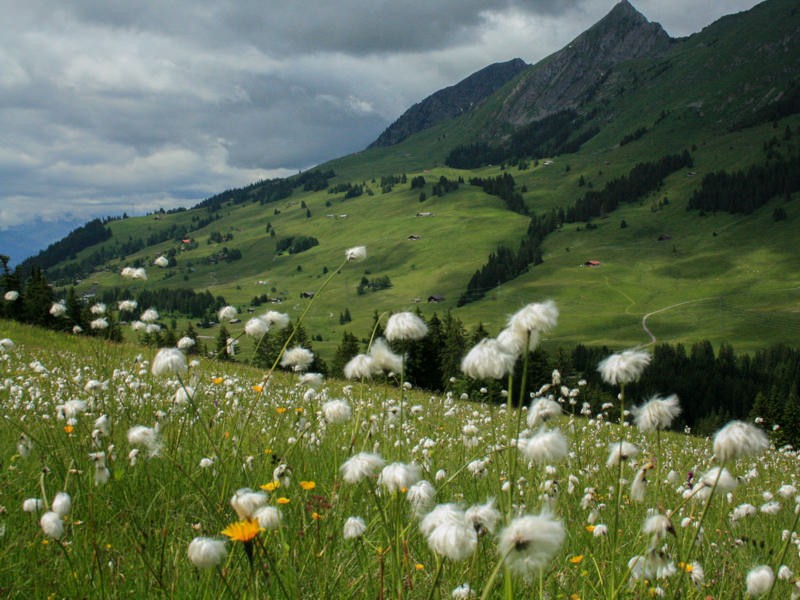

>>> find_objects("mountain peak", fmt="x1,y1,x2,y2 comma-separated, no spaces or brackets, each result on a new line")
368,58,527,148
496,0,671,126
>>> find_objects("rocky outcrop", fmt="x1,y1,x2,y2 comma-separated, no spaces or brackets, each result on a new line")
368,58,527,148
499,0,672,126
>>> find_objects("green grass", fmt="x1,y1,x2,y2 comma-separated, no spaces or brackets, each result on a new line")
2,319,799,599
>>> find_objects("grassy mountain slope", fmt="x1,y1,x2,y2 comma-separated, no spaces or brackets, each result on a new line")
26,0,800,360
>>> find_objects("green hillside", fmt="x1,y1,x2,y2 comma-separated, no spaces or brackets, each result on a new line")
11,0,800,361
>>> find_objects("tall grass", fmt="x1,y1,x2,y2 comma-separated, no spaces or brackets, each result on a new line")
1,317,799,598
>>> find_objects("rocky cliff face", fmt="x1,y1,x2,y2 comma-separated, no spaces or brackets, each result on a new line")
499,0,672,127
368,58,527,148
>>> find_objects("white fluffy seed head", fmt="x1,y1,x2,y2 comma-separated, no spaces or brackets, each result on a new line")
187,537,228,569
385,312,428,342
151,347,188,376
40,511,64,539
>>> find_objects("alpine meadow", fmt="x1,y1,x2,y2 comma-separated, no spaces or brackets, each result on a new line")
3,0,800,598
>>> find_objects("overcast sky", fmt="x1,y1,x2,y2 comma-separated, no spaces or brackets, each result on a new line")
0,0,761,259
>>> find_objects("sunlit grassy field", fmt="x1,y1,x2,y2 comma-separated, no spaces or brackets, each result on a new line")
2,310,799,599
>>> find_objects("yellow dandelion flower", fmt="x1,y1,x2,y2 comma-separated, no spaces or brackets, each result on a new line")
585,525,595,533
264,448,273,455
252,385,263,393
311,512,322,520
261,481,280,492
300,481,316,491
221,518,263,542
415,563,424,571
570,555,584,564
276,407,287,414
212,377,224,384
295,407,304,413
64,425,74,434
276,497,290,505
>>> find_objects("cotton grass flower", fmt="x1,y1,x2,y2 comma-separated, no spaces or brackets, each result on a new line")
632,394,681,432
140,308,159,323
527,397,563,428
340,452,385,484
118,299,138,312
369,337,403,374
188,537,227,568
299,372,324,388
90,317,108,330
280,346,314,372
378,462,421,494
699,466,738,493
407,480,436,517
218,305,238,321
497,512,565,579
343,516,367,539
253,506,282,530
154,256,169,268
127,425,162,457
606,441,640,467
461,338,516,380
419,504,477,561
746,565,774,597
176,336,195,350
520,427,568,465
230,488,268,520
451,583,475,599
90,303,106,315
465,499,501,536
508,300,559,339
597,349,651,386
23,498,43,513
385,312,428,342
261,310,290,331
49,302,66,317
345,246,367,262
642,513,674,543
52,492,72,518
245,317,269,338
322,399,351,424
151,347,187,376
713,420,769,461
4,290,19,301
40,511,64,539
344,354,380,380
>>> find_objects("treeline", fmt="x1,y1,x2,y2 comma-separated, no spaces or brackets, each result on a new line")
19,219,111,273
458,211,559,305
445,109,599,169
328,310,800,444
469,173,528,215
459,153,692,305
275,236,319,255
0,259,122,341
687,152,800,214
197,169,336,212
573,341,800,445
566,151,693,222
99,287,227,320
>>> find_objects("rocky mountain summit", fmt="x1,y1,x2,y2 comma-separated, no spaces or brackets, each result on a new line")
368,58,527,148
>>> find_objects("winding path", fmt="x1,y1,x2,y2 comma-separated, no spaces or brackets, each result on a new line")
640,298,714,346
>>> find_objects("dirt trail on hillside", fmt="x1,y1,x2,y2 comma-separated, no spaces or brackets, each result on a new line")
641,298,714,346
